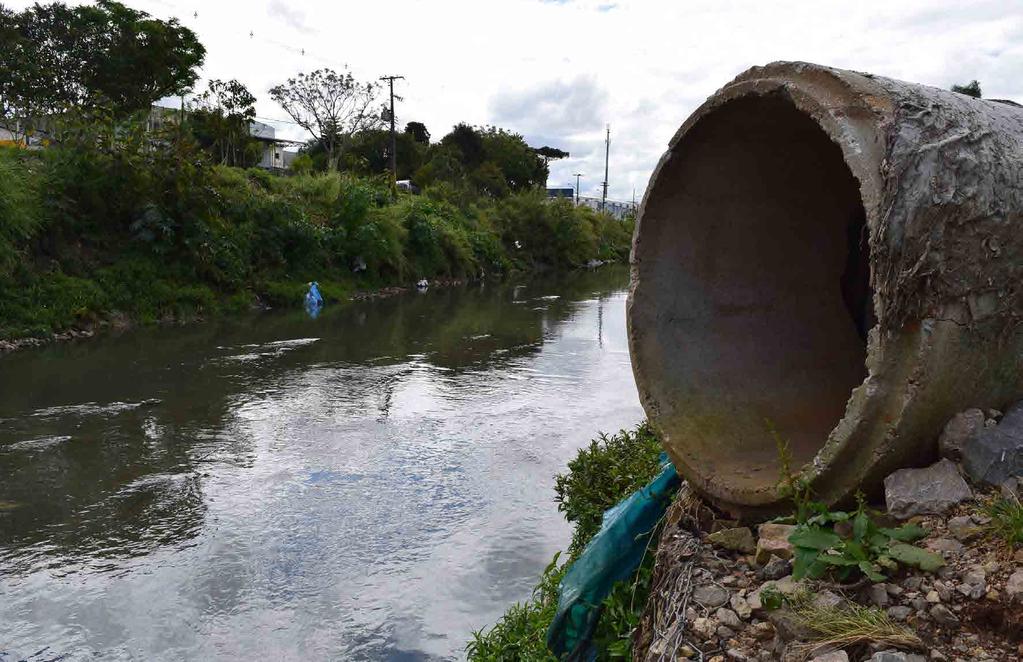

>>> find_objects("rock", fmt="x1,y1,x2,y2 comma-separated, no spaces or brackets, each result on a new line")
925,590,940,603
961,401,1023,486
750,620,774,641
887,605,913,621
693,584,731,608
708,526,756,553
957,567,986,599
938,409,985,460
947,515,983,541
726,649,748,661
884,459,973,518
902,576,924,591
768,608,816,641
1000,477,1020,500
812,590,844,610
930,604,958,627
715,607,744,630
761,555,791,580
811,651,849,662
870,652,927,662
730,593,752,620
693,616,717,640
1015,549,1023,563
926,538,965,555
1006,569,1023,601
867,584,890,608
716,625,736,639
755,523,795,564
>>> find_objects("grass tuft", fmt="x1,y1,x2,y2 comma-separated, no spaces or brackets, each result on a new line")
984,495,1023,548
786,591,923,655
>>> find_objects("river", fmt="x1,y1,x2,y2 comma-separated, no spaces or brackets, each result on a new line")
0,267,643,661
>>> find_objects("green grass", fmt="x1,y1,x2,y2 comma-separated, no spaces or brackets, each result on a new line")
467,424,664,661
984,496,1023,547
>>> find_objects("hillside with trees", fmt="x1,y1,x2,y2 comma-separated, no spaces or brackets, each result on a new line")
0,1,630,342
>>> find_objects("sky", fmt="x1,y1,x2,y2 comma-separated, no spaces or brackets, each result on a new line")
9,0,1023,201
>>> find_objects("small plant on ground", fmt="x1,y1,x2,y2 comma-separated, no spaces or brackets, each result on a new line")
770,422,944,582
788,495,943,582
983,495,1023,548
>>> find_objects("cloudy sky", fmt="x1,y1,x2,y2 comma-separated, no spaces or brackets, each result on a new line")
10,0,1023,200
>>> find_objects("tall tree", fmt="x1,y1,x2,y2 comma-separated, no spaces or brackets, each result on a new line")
189,79,258,166
404,121,430,144
0,0,204,134
535,146,570,166
952,80,982,98
269,67,384,171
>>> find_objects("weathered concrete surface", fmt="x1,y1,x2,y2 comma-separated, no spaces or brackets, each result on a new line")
629,61,1023,517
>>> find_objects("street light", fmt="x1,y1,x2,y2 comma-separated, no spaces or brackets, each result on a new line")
573,173,584,205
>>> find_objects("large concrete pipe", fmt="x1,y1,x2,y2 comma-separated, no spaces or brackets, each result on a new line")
629,61,1023,519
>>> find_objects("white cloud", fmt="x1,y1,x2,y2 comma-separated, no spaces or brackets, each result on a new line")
8,0,1023,200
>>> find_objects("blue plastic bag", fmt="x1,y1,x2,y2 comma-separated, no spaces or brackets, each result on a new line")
305,281,323,318
546,453,679,660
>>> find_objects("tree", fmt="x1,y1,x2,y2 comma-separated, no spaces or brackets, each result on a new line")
269,67,385,171
535,145,570,166
189,79,258,166
440,123,486,168
0,0,204,131
404,121,430,144
952,80,982,98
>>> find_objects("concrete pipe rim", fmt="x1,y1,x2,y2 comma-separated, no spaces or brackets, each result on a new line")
628,67,898,518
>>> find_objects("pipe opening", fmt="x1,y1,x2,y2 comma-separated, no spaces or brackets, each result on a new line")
635,92,870,494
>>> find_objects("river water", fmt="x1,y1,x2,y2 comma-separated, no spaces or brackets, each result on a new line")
0,267,643,661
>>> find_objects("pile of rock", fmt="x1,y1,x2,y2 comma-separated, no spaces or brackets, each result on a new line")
633,403,1023,662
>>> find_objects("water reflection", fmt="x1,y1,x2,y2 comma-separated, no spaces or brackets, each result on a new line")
0,267,642,661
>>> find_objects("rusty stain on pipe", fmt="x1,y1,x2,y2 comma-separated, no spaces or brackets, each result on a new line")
628,61,1023,519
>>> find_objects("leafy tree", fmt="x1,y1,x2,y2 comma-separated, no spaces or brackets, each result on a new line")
404,121,430,144
0,0,204,132
269,67,385,171
479,126,548,191
440,123,486,168
952,80,982,98
341,129,425,180
189,79,259,166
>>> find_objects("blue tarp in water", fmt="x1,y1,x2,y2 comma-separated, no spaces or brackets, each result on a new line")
546,453,680,660
305,282,323,318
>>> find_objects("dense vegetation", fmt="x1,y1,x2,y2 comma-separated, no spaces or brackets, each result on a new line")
466,424,664,661
0,1,631,341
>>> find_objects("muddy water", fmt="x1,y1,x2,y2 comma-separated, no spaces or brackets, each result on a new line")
0,267,642,661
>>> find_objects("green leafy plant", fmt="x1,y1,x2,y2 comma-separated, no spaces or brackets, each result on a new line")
789,495,943,582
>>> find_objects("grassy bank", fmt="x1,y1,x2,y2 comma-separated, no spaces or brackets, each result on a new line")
466,423,665,661
0,137,632,341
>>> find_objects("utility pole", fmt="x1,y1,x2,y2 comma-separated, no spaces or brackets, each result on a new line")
379,75,405,183
573,173,584,205
601,124,610,212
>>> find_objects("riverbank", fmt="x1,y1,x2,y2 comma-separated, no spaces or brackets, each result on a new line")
467,423,666,660
0,139,632,352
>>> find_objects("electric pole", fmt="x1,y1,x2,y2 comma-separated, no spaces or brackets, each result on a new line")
379,75,405,183
573,173,583,205
601,124,610,212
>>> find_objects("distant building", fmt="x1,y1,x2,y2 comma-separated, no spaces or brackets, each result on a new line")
546,187,575,199
577,196,637,221
249,120,293,171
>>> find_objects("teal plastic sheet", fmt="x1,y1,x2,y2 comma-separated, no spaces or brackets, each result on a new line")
546,453,680,660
